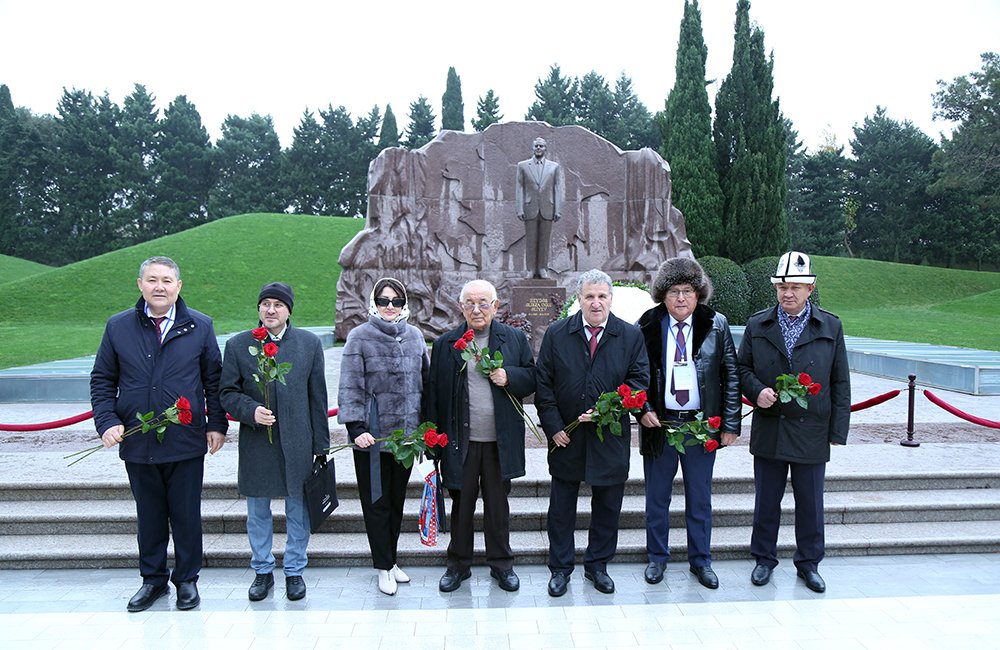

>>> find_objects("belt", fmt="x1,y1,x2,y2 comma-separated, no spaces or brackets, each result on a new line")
662,409,698,420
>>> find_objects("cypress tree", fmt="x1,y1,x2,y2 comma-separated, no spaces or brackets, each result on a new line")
441,66,465,131
378,104,400,148
713,0,788,263
661,0,724,257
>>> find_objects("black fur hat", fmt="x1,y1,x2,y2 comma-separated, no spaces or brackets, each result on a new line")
650,257,713,304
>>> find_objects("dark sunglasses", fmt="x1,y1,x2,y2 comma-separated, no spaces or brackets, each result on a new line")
375,297,406,308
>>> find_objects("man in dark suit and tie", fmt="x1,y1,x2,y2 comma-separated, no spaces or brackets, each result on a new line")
515,137,562,279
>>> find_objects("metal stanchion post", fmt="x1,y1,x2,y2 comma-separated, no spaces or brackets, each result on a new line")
900,373,920,447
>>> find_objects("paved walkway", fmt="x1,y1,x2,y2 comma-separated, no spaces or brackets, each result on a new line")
2,554,999,649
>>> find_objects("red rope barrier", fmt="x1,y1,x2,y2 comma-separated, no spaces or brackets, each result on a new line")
2,407,340,432
851,389,900,412
923,390,1000,429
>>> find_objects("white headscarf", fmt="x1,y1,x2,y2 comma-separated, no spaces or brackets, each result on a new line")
368,277,411,323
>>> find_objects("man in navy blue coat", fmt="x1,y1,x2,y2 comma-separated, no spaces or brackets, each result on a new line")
535,269,649,596
91,256,227,612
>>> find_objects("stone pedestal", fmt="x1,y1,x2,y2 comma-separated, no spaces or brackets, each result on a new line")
511,280,565,357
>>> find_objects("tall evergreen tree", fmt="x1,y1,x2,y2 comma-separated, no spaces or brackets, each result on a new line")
661,0,724,257
441,66,465,131
525,65,578,125
609,73,660,151
154,95,214,235
378,104,400,149
112,84,160,244
713,0,788,263
787,141,851,255
51,89,120,263
576,71,615,139
472,90,503,131
403,96,436,149
282,111,328,215
210,113,285,217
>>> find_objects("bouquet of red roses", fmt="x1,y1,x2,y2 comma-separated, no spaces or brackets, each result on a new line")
776,372,822,409
249,326,292,443
563,384,647,443
453,329,544,443
664,412,722,455
326,421,448,469
65,396,193,466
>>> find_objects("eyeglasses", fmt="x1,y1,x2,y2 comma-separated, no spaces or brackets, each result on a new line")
461,302,493,312
259,300,287,310
666,289,696,298
375,297,406,308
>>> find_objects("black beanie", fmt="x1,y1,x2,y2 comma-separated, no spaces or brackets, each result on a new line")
258,282,294,313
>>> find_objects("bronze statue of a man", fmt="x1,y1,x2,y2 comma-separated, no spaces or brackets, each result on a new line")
516,137,563,279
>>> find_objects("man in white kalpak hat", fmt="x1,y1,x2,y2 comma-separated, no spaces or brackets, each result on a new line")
736,252,851,593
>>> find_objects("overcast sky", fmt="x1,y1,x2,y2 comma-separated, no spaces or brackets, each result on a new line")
2,0,997,154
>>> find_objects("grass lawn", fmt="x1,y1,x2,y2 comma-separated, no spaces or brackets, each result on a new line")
0,213,364,368
0,254,51,285
2,223,999,368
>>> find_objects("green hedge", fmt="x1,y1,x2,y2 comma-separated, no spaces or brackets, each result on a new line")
699,256,750,324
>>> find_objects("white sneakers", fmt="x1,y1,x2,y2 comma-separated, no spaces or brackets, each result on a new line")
390,564,410,583
377,570,396,595
378,565,410,595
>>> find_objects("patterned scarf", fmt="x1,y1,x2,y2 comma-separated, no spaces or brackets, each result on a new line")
777,301,811,362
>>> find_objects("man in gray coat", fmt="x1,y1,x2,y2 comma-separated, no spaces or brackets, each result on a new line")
220,282,330,602
738,252,850,594
515,137,562,279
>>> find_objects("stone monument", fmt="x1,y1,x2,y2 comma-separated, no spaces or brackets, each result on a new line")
335,121,693,342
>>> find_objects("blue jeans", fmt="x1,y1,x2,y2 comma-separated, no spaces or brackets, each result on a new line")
246,495,311,576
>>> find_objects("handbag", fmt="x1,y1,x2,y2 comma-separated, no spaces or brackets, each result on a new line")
303,456,338,533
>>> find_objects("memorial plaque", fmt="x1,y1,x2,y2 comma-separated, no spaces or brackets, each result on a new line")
511,280,565,356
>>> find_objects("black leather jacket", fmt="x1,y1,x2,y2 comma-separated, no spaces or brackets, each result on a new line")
637,303,741,457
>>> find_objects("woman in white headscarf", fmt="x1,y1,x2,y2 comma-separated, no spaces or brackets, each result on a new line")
338,278,428,595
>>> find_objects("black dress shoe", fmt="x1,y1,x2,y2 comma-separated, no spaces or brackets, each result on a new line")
438,568,472,593
248,572,274,601
286,575,306,600
127,583,168,612
489,567,520,592
690,565,719,589
751,564,772,586
175,580,200,610
644,561,666,585
547,572,570,597
797,568,826,593
584,570,615,594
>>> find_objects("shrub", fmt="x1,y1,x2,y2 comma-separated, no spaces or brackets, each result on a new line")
699,256,750,324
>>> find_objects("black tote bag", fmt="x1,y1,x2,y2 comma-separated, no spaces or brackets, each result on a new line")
304,456,338,533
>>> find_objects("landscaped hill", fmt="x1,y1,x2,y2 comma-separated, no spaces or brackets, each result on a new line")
0,213,364,368
0,254,51,285
813,256,1000,351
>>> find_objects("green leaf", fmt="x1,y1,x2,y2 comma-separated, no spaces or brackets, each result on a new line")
249,346,259,356
796,397,809,409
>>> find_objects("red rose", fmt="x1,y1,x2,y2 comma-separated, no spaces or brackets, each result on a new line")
252,327,268,341
634,390,647,408
263,342,279,357
808,383,822,395
175,396,191,411
437,433,449,446
177,409,193,425
424,429,439,447
453,338,468,351
463,329,475,342
798,372,812,386
708,416,722,430
704,439,719,453
617,384,631,399
622,395,635,409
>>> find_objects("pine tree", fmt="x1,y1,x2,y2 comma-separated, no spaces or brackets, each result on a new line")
472,90,503,131
378,104,400,148
441,66,465,131
210,113,284,217
155,95,215,235
403,96,436,149
576,71,614,139
609,73,659,151
713,0,788,263
661,0,724,257
282,111,328,215
525,65,578,125
113,84,160,244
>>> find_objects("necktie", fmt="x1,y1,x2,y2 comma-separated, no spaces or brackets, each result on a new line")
587,326,603,358
152,316,165,346
672,322,689,406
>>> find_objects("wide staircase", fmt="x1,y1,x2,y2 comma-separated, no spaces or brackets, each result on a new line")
2,442,1000,569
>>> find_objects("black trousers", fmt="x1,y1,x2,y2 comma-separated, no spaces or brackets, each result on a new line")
547,476,625,574
751,455,826,571
446,441,513,573
354,450,411,570
125,457,204,586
